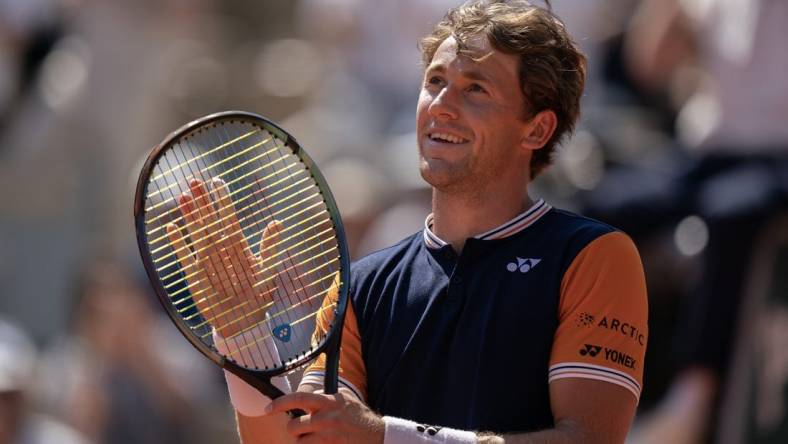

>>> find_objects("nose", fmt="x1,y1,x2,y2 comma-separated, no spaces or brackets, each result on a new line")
428,85,459,120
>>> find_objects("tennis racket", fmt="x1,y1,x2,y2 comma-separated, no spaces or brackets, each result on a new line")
134,111,349,411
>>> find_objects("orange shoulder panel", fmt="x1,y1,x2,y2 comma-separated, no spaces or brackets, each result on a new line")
549,231,648,401
302,276,367,400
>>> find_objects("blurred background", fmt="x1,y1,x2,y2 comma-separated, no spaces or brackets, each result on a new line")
1,0,786,443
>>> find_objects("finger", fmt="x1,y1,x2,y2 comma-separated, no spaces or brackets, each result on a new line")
195,252,232,326
194,200,272,328
179,192,207,252
210,179,257,289
175,194,234,331
180,191,222,298
290,406,355,439
166,223,201,291
165,223,196,272
258,219,284,268
252,220,286,307
165,224,219,323
210,178,244,244
204,258,243,323
265,392,334,417
187,181,238,312
190,178,221,238
209,179,257,289
286,413,316,437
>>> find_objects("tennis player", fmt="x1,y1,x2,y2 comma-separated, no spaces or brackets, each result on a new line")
222,1,648,442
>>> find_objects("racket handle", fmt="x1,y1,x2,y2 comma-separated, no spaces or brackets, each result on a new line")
323,323,344,394
288,408,307,418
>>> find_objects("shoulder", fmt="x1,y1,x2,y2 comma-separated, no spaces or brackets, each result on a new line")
544,208,619,241
538,208,627,268
553,209,646,313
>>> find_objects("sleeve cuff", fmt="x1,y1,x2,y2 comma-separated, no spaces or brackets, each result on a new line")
299,371,364,401
549,362,641,401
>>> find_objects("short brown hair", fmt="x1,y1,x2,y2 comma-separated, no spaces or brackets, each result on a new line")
420,0,586,178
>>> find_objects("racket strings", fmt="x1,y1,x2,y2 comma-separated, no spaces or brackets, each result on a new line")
145,134,273,208
145,141,294,230
158,200,335,317
241,123,340,359
146,132,319,264
151,146,282,364
253,143,314,342
220,299,337,365
186,262,340,369
247,125,326,344
151,183,323,269
145,152,296,240
162,213,331,291
184,271,337,327
145,122,340,367
146,128,261,202
201,278,337,343
169,230,337,316
180,128,312,360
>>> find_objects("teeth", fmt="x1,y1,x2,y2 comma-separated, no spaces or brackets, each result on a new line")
430,132,466,144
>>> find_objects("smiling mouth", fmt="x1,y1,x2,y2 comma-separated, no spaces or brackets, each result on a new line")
428,132,469,144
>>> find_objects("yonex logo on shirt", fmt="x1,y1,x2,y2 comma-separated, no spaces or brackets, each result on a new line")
579,344,602,357
506,257,541,273
578,344,637,369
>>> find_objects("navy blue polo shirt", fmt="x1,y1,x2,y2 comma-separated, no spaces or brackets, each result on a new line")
304,199,648,434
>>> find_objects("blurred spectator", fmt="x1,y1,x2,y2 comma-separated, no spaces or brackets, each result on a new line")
579,0,788,442
0,0,60,134
0,317,89,444
35,259,229,444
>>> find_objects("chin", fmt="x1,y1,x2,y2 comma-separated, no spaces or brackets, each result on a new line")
419,165,448,188
419,165,468,193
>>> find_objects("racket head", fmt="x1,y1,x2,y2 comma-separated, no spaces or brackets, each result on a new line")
134,111,350,381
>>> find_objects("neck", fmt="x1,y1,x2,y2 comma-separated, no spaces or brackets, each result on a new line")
431,185,533,253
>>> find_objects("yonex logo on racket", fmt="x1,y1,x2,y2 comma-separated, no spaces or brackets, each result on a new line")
273,323,292,343
506,257,541,273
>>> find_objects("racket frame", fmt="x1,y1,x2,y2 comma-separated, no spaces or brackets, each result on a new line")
134,111,350,399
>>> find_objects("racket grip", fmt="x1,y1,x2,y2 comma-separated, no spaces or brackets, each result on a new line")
323,324,344,394
288,408,307,418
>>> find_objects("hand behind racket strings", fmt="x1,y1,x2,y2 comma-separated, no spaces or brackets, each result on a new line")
164,177,303,358
164,176,305,340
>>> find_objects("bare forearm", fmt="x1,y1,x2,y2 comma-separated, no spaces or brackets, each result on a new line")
478,420,621,444
236,411,294,444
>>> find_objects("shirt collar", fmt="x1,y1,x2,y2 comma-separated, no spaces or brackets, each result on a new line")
422,199,551,250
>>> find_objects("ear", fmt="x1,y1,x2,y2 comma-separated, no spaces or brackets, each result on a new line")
520,110,558,151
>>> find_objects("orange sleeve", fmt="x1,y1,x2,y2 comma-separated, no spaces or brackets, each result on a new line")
301,277,367,400
549,231,648,401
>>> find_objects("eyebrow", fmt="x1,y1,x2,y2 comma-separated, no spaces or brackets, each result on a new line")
426,64,495,84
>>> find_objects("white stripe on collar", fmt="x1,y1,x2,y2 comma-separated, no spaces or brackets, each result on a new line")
422,199,551,249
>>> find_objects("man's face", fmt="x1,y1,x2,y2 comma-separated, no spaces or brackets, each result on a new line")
417,34,530,195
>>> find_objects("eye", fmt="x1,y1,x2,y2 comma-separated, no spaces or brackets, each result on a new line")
425,75,445,87
467,83,487,94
